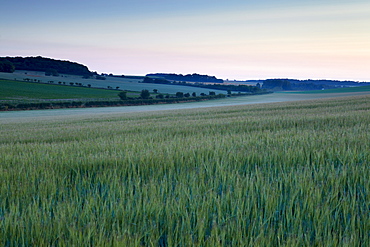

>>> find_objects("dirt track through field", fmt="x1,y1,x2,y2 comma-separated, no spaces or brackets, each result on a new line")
1,91,369,122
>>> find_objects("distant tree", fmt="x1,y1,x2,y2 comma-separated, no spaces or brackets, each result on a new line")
156,94,164,99
118,91,127,100
209,91,216,96
153,89,158,93
192,92,196,97
227,90,231,95
184,93,190,97
0,60,15,73
200,93,206,96
87,84,91,87
176,92,184,98
140,89,150,99
262,79,291,90
116,87,120,90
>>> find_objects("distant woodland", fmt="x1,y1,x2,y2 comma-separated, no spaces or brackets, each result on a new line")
261,79,369,91
146,73,224,83
0,56,91,76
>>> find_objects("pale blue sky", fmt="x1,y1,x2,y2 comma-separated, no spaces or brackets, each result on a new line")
1,0,369,80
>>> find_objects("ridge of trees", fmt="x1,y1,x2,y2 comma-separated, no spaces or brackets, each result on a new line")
0,60,15,73
146,73,224,83
261,79,370,91
0,56,91,76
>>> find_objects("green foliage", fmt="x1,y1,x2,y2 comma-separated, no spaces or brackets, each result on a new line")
118,91,127,100
0,60,15,73
176,92,184,98
146,73,224,83
0,56,91,76
0,96,369,245
263,79,292,90
140,89,150,99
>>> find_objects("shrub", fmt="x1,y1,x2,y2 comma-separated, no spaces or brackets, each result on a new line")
118,91,128,100
140,89,150,99
176,92,184,98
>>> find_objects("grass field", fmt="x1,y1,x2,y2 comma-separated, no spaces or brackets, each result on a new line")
0,79,123,101
0,71,227,95
0,95,369,246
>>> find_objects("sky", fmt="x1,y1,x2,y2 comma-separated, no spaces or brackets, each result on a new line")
1,0,370,81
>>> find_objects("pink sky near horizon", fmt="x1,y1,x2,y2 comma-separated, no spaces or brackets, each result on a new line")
1,0,370,81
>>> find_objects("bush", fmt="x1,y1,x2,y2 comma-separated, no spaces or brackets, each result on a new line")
140,89,150,99
118,91,128,100
176,92,184,98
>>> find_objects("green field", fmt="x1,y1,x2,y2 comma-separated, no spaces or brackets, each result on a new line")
1,95,369,246
0,71,227,95
0,79,124,101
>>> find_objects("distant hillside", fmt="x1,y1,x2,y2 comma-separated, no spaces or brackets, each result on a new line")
146,73,224,83
0,56,91,76
261,78,370,91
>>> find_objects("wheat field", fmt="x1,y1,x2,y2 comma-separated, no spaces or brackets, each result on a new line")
0,95,369,246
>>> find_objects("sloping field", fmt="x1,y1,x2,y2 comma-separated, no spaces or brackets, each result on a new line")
0,71,226,95
0,79,120,100
0,95,369,245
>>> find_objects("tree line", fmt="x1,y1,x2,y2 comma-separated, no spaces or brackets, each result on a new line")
0,56,91,76
0,60,15,73
146,73,224,83
261,79,370,91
